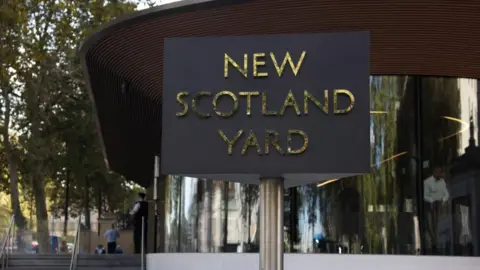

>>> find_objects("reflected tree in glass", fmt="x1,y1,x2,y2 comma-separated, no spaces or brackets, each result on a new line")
240,184,258,245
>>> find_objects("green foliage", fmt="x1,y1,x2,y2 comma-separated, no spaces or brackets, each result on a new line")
0,0,152,245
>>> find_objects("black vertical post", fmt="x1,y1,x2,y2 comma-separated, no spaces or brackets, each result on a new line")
63,169,70,237
414,75,426,255
196,180,203,252
477,79,480,141
222,183,229,250
97,189,102,237
289,187,297,252
153,208,158,253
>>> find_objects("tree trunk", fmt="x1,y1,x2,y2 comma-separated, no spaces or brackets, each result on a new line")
97,188,102,218
29,190,33,230
7,157,26,228
32,173,50,254
96,188,102,237
2,90,27,230
29,110,50,254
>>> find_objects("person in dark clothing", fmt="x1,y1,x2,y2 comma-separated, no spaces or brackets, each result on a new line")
95,244,106,254
115,245,124,254
130,192,148,254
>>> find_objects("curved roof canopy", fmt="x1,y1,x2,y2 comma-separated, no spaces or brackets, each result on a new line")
81,0,480,187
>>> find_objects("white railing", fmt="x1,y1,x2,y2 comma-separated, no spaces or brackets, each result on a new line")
69,218,81,270
1,215,15,270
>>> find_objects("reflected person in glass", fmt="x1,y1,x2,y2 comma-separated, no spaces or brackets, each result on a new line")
423,166,450,253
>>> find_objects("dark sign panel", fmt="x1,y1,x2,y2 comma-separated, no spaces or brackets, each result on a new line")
162,32,370,186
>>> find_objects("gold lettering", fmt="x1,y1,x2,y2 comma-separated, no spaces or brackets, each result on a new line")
265,130,285,155
241,129,262,155
279,90,301,116
213,91,239,118
253,53,268,77
224,53,248,78
192,91,212,118
176,92,189,117
261,92,277,116
287,129,308,155
218,130,244,155
239,91,260,116
333,89,355,114
304,90,328,115
270,51,306,77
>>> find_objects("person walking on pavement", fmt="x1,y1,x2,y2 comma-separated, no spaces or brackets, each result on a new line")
130,192,148,254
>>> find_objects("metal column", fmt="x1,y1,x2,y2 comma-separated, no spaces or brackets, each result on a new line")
259,177,284,270
153,156,160,253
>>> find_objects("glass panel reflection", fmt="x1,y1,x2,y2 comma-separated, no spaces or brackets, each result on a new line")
160,76,480,257
421,77,478,256
163,176,260,252
294,76,417,254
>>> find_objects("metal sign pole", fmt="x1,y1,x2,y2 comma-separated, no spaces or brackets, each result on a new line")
153,156,160,253
259,177,284,270
141,217,145,270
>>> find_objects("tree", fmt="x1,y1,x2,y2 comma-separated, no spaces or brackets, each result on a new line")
1,0,150,253
240,184,258,244
1,0,139,252
0,0,28,232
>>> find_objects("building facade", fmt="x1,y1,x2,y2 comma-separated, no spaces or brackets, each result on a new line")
160,76,480,256
80,0,480,261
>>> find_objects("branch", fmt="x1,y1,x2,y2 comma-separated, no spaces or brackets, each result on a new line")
38,0,56,46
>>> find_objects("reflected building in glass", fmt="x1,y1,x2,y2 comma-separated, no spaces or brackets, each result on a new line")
158,76,480,257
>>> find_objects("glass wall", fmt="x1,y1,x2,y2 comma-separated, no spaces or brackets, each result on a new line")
421,78,478,256
163,176,261,252
294,76,417,254
160,76,480,256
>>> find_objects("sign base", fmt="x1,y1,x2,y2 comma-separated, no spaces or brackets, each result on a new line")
259,177,284,270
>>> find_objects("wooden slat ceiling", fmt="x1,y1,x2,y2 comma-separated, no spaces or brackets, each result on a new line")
80,0,480,187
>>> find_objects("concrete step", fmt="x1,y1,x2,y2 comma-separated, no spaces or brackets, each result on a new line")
6,254,141,269
77,254,141,267
7,254,70,267
78,254,141,260
9,254,71,260
6,265,70,270
8,260,70,267
77,260,140,267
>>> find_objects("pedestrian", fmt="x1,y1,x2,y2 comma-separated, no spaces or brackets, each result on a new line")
103,224,120,254
115,245,124,254
95,244,106,254
130,192,148,254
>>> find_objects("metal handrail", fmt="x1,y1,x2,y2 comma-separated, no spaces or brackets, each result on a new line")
1,215,15,270
69,218,82,270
